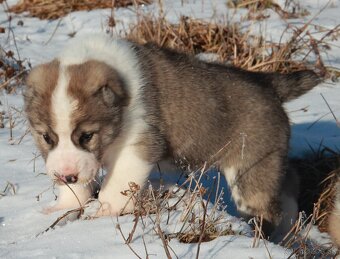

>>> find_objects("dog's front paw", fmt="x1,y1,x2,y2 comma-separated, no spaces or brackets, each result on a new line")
95,192,135,217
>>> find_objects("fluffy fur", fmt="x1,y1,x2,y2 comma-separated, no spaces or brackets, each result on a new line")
25,34,321,240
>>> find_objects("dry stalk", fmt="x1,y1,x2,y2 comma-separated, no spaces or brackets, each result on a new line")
320,93,340,127
195,182,211,259
116,223,143,259
54,173,84,216
7,105,14,141
36,207,84,237
251,215,273,259
149,184,173,259
16,127,30,145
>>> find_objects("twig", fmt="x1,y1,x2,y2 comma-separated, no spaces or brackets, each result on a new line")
116,223,143,259
36,207,83,237
307,111,331,130
195,185,211,259
54,173,84,215
156,223,172,259
0,69,28,90
127,211,140,243
44,18,63,45
320,93,340,127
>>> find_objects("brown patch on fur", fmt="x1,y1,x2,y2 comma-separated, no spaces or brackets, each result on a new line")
24,60,60,159
66,60,129,160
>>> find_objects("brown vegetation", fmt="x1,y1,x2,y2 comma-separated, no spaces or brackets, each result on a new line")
9,0,151,20
126,14,337,77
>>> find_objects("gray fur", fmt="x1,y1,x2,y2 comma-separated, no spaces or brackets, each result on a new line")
133,44,320,239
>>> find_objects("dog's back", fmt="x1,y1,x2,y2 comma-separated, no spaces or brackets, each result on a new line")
137,44,319,167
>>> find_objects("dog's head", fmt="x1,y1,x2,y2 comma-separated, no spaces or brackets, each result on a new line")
24,59,129,185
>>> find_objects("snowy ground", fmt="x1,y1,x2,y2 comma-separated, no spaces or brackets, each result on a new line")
0,0,339,258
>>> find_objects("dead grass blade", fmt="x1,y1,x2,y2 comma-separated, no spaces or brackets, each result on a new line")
116,223,143,259
320,93,340,128
36,207,84,237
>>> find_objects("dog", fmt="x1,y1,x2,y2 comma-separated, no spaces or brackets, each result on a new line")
24,35,321,240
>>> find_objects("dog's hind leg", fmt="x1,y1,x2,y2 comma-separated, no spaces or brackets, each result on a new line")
223,152,298,242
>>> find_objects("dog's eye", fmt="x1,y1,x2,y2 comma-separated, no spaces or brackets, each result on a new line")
42,133,52,145
79,132,94,145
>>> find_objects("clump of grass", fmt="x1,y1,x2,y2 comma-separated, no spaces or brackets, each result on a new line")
0,1,28,94
8,0,151,20
126,13,338,76
293,149,340,233
227,0,310,19
282,147,340,257
283,210,338,258
0,46,27,93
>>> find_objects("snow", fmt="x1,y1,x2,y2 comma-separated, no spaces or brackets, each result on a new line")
1,0,340,258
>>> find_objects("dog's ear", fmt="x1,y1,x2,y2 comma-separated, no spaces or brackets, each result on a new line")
101,84,116,106
100,74,128,107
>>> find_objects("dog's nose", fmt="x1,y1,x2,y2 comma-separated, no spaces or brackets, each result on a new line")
65,175,78,184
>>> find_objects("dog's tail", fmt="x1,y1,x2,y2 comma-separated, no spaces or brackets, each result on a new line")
329,179,340,247
269,70,322,102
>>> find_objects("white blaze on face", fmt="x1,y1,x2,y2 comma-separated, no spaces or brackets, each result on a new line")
46,66,99,184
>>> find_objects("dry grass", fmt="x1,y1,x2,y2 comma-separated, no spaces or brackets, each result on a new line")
9,0,151,20
116,169,250,258
283,210,337,258
39,169,245,258
227,0,310,20
36,153,340,257
126,12,339,77
293,150,340,233
0,45,27,93
0,1,28,94
282,148,340,258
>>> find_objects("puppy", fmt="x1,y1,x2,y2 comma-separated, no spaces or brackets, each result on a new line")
24,35,320,239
